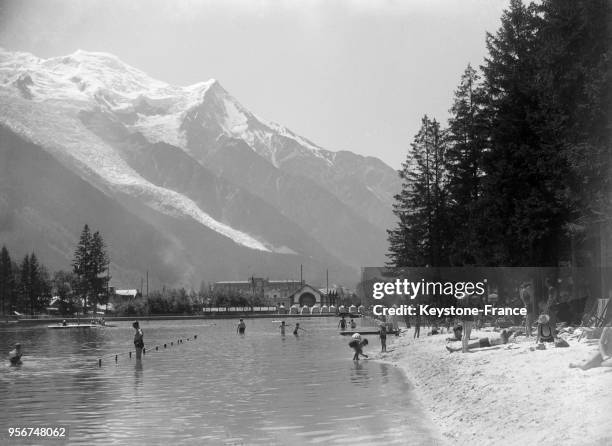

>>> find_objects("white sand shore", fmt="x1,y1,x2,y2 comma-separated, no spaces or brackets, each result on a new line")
375,328,612,446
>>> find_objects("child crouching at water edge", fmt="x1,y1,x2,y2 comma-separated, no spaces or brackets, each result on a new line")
349,335,369,360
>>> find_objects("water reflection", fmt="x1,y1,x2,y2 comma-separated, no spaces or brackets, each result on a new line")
0,319,439,445
134,360,143,390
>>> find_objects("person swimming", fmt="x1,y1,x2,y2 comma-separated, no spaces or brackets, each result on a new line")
9,343,22,365
237,319,246,335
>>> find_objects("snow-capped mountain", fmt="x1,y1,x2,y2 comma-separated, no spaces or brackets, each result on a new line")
0,49,400,287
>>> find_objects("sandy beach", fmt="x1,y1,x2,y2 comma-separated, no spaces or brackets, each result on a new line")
376,327,612,446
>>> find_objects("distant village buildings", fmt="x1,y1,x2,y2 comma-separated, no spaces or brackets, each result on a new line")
213,278,342,307
112,289,140,299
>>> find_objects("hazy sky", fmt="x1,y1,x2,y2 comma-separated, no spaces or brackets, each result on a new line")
0,0,509,168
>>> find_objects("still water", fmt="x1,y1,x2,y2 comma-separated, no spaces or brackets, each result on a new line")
0,318,440,445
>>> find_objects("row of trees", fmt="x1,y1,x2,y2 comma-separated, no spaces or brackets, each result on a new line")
388,0,610,269
113,288,270,316
2,221,317,316
0,247,51,315
0,224,109,316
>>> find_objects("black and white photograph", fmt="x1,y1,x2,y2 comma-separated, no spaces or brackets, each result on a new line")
0,0,610,445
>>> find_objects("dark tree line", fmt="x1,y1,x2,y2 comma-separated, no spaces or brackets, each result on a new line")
0,224,109,316
0,246,51,316
388,0,611,269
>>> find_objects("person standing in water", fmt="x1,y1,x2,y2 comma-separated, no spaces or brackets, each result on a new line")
9,343,22,365
350,318,357,329
279,321,287,336
338,316,347,330
133,322,144,360
293,323,305,336
237,319,246,335
379,323,387,352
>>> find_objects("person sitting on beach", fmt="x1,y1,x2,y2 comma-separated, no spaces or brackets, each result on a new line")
536,314,555,344
237,319,246,335
338,317,347,330
8,343,22,365
570,326,612,370
446,330,513,353
446,325,462,342
348,336,369,360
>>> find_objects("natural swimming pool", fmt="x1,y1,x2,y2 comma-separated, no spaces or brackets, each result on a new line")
0,318,440,445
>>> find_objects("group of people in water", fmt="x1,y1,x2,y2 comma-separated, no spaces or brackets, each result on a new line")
236,319,306,336
236,316,375,360
10,313,610,368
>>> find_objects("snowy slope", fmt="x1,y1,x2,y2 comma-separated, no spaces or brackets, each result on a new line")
0,49,273,252
0,48,399,280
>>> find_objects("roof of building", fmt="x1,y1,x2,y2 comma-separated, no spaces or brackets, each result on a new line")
214,281,251,285
115,289,139,297
287,284,322,299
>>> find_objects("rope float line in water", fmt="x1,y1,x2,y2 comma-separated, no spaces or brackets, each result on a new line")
97,334,198,367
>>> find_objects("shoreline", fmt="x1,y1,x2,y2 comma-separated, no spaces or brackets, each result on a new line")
374,327,612,446
7,313,339,325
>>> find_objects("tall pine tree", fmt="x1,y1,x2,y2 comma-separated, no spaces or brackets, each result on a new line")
388,116,449,266
0,246,14,315
19,254,31,315
90,231,109,308
445,65,488,265
532,0,611,267
72,225,109,313
73,225,92,313
479,0,569,265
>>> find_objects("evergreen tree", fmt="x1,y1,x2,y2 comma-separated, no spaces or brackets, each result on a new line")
445,65,488,264
19,254,31,315
387,116,449,266
90,231,109,308
72,225,109,313
72,224,92,311
479,0,570,265
53,270,79,314
29,253,51,313
0,246,14,315
28,253,40,315
532,0,611,266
